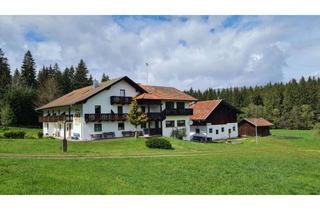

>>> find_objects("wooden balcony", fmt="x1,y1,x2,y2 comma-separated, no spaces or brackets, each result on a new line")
146,112,165,121
110,96,132,105
162,108,193,116
84,113,127,123
39,115,73,123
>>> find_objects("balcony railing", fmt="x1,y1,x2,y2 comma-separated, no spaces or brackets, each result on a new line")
39,115,73,123
84,113,127,123
162,108,193,116
110,96,132,105
146,112,165,121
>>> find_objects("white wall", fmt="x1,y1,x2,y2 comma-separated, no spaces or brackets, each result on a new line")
162,115,191,140
82,80,139,114
42,105,82,139
81,80,141,140
190,122,238,140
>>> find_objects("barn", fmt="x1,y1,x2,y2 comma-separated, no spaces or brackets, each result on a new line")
238,118,273,137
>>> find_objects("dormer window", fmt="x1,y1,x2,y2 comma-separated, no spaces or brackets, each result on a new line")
120,89,125,97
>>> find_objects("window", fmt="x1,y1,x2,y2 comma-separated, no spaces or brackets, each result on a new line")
221,127,225,132
141,122,146,129
233,126,236,131
46,123,49,130
95,105,101,114
209,128,213,133
118,106,123,114
177,102,185,110
165,102,174,110
118,122,125,130
216,130,219,134
140,106,145,113
120,89,125,97
165,120,175,127
196,128,200,134
177,120,186,127
94,124,102,132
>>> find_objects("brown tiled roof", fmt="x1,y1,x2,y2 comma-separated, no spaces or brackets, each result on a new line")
190,100,222,121
244,118,273,127
136,84,197,101
36,76,145,110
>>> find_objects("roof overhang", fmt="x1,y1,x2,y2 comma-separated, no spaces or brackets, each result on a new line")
36,76,146,111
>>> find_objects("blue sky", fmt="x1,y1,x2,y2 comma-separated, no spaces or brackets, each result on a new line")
0,15,319,89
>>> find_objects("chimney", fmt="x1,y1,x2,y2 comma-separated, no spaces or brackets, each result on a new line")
93,79,99,88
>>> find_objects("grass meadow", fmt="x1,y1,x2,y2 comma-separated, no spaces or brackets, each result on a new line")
0,127,319,194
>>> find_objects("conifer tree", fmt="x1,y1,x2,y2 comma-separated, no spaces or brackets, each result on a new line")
20,50,37,88
12,68,21,87
0,48,12,99
73,59,91,89
60,67,75,94
101,73,110,82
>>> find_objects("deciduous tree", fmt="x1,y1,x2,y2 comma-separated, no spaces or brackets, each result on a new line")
128,99,148,138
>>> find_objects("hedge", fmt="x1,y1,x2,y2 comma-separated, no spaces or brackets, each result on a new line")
3,131,26,139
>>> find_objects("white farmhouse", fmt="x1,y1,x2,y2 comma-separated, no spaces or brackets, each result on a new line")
190,100,240,140
37,76,197,140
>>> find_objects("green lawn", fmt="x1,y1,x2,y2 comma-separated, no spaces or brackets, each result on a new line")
0,127,319,194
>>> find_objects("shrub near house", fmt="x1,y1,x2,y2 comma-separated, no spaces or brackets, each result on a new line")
145,138,172,149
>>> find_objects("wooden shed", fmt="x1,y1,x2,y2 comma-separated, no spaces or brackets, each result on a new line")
238,118,273,137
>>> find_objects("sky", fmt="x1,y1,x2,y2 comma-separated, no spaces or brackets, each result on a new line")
0,15,320,90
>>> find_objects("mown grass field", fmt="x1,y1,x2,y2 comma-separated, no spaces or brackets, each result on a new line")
0,127,319,195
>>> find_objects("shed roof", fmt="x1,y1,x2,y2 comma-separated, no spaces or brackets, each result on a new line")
243,118,273,127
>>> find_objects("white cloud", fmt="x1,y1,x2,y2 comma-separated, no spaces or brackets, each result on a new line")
0,16,319,90
33,42,62,61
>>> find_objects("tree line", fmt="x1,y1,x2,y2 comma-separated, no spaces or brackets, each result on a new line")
0,48,109,127
185,77,320,129
1,47,319,130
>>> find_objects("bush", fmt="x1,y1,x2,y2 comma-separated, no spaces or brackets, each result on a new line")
3,131,26,139
38,131,43,139
313,123,320,136
145,138,172,149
